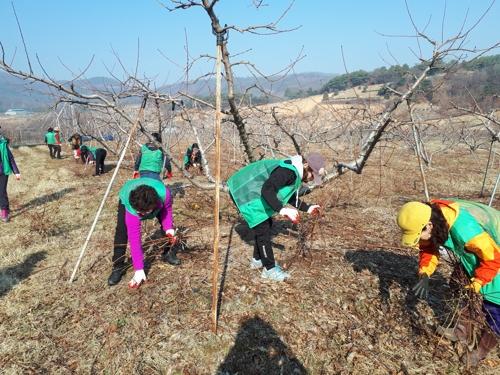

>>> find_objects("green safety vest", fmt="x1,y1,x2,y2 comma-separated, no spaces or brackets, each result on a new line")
119,177,167,220
0,138,13,175
183,146,192,166
45,132,56,145
442,201,500,304
139,145,163,173
227,159,302,228
87,146,98,159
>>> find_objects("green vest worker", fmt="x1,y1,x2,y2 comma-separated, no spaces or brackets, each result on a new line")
133,132,172,180
184,143,203,172
44,127,56,159
227,153,326,282
0,136,21,223
108,177,179,288
397,199,500,366
80,145,107,176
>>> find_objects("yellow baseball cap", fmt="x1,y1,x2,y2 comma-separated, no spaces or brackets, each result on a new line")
396,201,432,247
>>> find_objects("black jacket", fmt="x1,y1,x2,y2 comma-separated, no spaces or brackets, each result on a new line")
261,160,310,212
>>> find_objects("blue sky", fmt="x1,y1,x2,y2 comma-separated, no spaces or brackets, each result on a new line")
0,0,498,84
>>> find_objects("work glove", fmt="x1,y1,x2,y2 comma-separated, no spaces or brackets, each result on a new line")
15,174,21,181
132,171,140,179
307,204,321,216
128,269,146,289
465,278,482,293
412,274,429,299
165,229,178,245
279,207,300,224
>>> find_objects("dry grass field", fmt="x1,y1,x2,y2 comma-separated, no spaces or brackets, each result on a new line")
0,134,499,374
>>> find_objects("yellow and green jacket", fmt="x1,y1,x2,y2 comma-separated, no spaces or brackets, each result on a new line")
418,199,500,304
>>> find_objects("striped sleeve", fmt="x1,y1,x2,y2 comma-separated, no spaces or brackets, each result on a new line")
465,231,500,286
418,243,440,276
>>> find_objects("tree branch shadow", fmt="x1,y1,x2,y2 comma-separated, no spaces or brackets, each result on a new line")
0,251,47,298
11,187,76,218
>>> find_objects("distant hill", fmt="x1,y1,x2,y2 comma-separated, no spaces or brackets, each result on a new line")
0,71,335,112
158,72,335,99
0,72,54,112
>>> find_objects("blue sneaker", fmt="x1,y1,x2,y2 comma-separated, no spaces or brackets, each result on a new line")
250,258,263,269
261,264,290,281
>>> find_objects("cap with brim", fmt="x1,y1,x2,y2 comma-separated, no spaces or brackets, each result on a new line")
305,153,326,186
397,201,432,247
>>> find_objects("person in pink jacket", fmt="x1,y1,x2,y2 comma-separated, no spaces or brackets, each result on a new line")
107,177,180,288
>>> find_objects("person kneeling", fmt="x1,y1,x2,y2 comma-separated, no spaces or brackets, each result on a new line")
108,177,180,288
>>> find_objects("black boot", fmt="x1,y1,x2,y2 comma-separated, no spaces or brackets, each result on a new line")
107,266,125,286
162,248,181,266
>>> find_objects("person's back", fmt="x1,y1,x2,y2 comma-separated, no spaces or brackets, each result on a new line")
45,129,55,145
139,143,163,172
134,132,172,180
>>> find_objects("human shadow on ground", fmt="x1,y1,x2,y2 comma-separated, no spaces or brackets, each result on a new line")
11,187,76,218
103,162,116,174
234,219,298,253
216,316,308,375
344,249,452,330
0,251,47,298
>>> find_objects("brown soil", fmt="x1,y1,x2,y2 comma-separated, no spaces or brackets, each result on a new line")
0,142,498,374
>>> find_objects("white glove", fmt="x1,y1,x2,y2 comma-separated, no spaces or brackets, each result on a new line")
165,229,175,236
279,207,300,223
307,205,321,215
15,174,21,181
128,269,146,288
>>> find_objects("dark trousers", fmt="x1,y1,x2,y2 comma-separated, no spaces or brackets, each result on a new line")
139,170,161,180
54,145,62,159
47,144,56,158
0,174,9,210
253,218,275,270
95,149,107,175
111,202,164,269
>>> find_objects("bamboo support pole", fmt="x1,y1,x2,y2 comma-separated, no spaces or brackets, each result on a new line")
211,33,224,333
69,97,148,283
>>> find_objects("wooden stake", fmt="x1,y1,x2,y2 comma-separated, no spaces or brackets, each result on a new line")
69,97,148,283
211,35,224,333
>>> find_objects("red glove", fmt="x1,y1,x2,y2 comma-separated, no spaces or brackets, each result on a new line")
165,229,177,245
165,172,173,179
307,205,321,216
132,171,140,179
